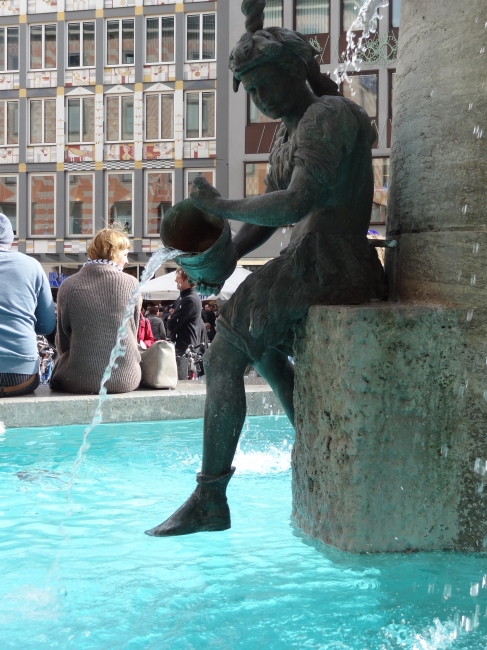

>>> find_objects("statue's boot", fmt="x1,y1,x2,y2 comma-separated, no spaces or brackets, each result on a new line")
145,467,235,537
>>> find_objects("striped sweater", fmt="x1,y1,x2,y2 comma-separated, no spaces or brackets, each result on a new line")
51,263,141,394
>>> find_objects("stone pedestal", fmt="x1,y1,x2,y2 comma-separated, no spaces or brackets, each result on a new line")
292,304,487,553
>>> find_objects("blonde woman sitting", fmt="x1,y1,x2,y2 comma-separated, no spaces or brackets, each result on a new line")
50,228,141,394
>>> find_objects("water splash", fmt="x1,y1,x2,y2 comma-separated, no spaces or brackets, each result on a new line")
65,246,181,506
334,0,389,86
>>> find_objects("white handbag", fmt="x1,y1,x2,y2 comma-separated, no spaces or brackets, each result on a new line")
140,340,178,389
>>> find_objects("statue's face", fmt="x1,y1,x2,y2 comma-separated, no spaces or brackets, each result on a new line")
241,62,298,120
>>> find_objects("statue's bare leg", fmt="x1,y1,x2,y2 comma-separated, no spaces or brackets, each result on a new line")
254,348,294,425
145,336,249,537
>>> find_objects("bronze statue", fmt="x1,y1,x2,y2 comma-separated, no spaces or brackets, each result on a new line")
145,0,385,537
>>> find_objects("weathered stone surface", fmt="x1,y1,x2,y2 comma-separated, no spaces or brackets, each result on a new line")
293,304,487,553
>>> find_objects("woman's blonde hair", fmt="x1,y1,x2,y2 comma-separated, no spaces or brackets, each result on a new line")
87,227,130,261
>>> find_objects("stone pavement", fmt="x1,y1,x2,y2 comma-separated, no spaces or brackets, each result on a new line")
0,379,279,429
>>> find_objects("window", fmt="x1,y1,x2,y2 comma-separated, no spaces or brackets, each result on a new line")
0,27,19,71
185,170,214,198
263,0,283,27
106,95,134,141
342,0,377,31
389,70,396,120
186,13,216,61
68,174,94,236
146,16,175,64
245,163,270,197
391,0,401,28
0,101,18,145
106,20,134,66
295,0,329,34
371,157,389,224
248,96,279,124
342,74,378,119
185,91,215,139
30,174,55,236
30,99,56,144
0,176,17,235
145,93,174,140
67,97,95,143
30,24,56,70
67,22,95,68
107,173,133,234
146,171,173,236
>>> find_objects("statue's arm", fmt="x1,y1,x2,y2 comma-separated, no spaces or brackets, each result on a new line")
190,165,320,228
231,186,278,258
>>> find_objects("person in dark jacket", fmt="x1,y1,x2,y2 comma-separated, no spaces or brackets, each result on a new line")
146,304,166,340
167,268,205,379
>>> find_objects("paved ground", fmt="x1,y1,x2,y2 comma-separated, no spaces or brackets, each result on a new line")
0,379,280,429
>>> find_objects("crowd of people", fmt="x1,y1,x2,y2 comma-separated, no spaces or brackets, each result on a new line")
0,218,219,398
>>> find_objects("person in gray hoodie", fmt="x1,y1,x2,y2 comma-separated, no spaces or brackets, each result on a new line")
0,214,56,397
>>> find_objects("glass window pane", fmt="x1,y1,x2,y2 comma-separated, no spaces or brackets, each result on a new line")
249,99,278,124
343,0,376,31
107,21,119,66
68,23,80,67
68,98,80,142
122,20,134,65
0,102,4,144
186,171,213,198
30,101,42,144
44,100,56,143
391,0,401,28
30,25,42,70
146,172,172,236
82,97,94,142
245,162,270,197
108,173,132,234
83,22,95,67
371,157,389,223
145,95,159,140
342,74,377,117
7,28,19,71
201,92,215,138
295,0,329,34
106,96,119,141
121,95,134,140
390,72,396,119
161,17,174,62
186,93,199,138
30,175,55,236
146,18,159,63
0,29,5,71
186,15,200,61
0,176,17,235
44,25,56,69
7,101,18,145
202,14,215,60
68,174,93,235
264,0,283,28
161,94,174,139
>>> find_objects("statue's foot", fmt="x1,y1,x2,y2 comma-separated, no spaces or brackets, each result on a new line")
145,467,235,537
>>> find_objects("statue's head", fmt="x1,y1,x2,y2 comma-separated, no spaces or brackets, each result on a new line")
229,0,340,98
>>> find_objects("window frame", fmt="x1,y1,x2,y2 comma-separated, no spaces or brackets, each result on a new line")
0,26,19,72
0,99,19,146
243,161,271,198
105,18,135,68
106,171,134,236
66,21,96,69
105,94,134,143
184,90,216,140
66,172,95,238
184,168,215,199
0,174,18,236
29,23,57,71
145,15,176,65
144,170,174,237
29,98,57,145
185,12,217,63
144,92,175,142
66,95,95,145
29,173,56,238
341,70,379,121
370,155,389,225
293,0,330,35
246,93,280,126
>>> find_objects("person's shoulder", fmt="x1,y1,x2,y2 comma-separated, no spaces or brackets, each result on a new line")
7,250,44,274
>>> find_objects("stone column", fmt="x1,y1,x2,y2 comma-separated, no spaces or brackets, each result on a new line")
292,0,487,552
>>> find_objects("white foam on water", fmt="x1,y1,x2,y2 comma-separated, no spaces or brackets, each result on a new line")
234,442,292,475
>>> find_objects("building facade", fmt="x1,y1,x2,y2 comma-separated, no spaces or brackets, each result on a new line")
0,0,399,283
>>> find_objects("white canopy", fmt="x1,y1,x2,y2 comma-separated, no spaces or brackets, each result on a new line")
140,266,252,302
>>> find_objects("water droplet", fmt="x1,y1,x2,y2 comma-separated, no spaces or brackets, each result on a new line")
461,203,468,215
482,574,487,588
478,483,484,494
443,584,452,599
471,583,480,597
467,309,474,321
473,242,479,253
457,272,462,281
471,275,476,286
481,47,485,54
430,90,434,97
441,444,449,457
428,583,435,594
468,102,474,110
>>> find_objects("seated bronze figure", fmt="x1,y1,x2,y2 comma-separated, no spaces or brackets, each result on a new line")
146,0,385,537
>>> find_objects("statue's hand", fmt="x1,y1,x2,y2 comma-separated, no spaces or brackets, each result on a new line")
190,176,222,211
195,280,223,297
